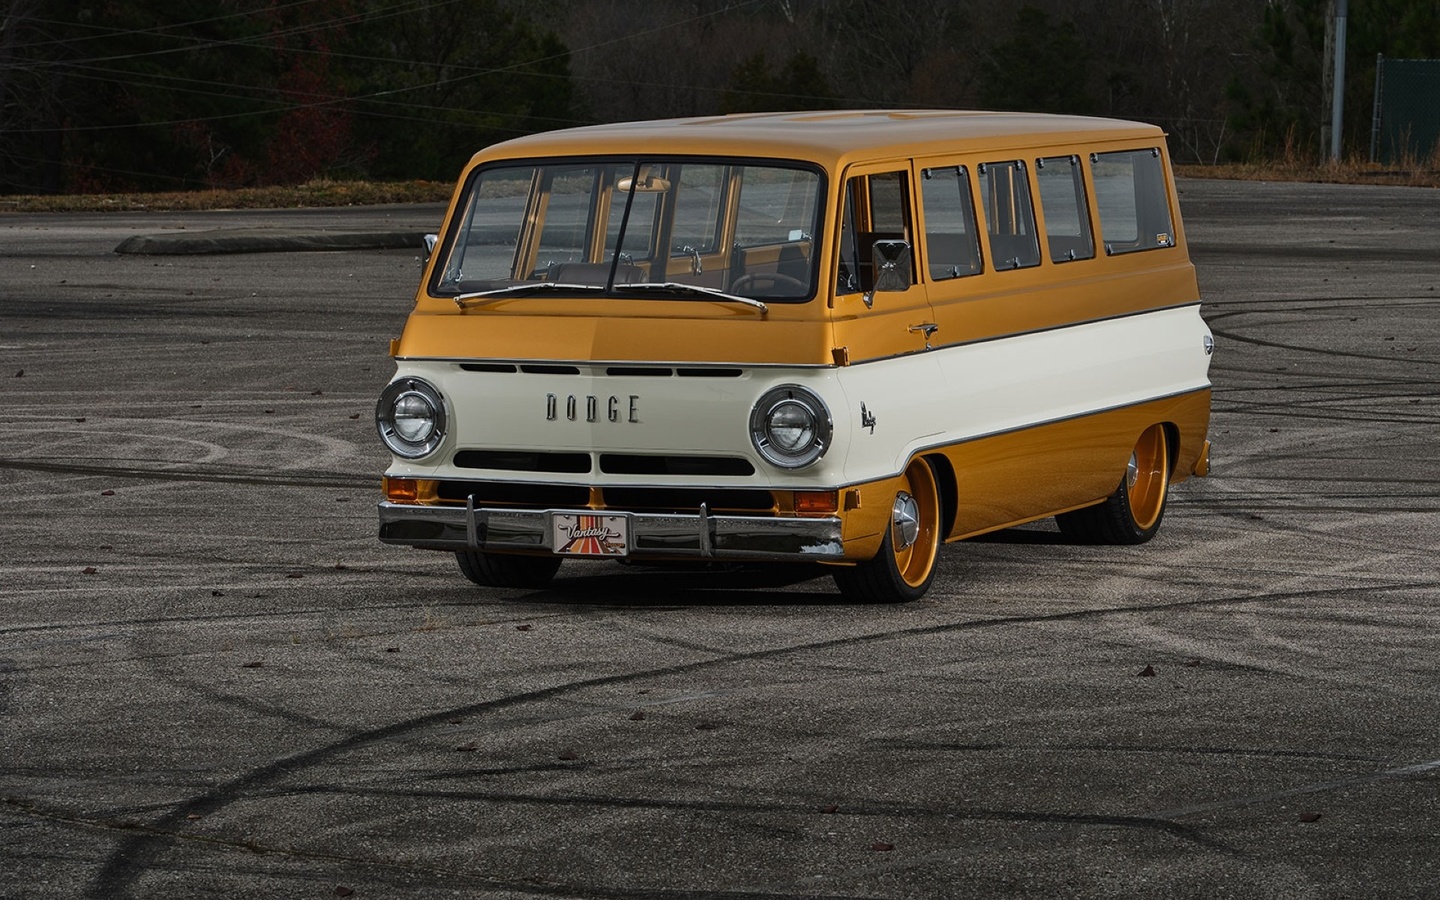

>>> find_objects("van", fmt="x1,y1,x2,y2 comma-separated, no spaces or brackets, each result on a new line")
376,110,1213,602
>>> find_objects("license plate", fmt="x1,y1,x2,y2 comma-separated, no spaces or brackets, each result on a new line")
551,513,629,557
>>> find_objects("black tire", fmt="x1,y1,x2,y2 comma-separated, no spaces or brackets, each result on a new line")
1057,424,1170,545
455,551,562,588
833,458,941,603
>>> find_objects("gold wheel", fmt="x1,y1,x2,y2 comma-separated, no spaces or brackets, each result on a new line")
891,457,941,589
833,456,943,603
1126,424,1170,532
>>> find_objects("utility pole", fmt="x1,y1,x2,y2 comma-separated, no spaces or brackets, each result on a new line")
1329,0,1348,160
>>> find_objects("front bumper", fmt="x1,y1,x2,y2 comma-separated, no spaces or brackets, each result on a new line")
378,500,845,561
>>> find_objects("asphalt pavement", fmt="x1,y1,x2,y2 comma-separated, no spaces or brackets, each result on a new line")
1,180,1438,899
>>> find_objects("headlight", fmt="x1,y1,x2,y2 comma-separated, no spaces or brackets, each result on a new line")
376,377,447,459
749,385,831,469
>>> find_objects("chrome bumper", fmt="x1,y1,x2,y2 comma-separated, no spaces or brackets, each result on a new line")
378,501,845,561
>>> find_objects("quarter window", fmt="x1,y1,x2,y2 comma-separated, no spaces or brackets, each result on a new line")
1091,148,1175,255
1036,155,1095,263
978,160,1041,271
920,166,982,280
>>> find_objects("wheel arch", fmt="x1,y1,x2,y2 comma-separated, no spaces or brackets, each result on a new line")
922,451,959,542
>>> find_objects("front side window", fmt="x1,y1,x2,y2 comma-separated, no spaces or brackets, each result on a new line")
435,159,823,301
919,165,982,280
836,170,914,294
1036,155,1095,263
977,160,1041,271
1091,148,1175,255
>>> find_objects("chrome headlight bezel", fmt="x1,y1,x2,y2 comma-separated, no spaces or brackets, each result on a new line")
376,377,447,459
749,384,832,469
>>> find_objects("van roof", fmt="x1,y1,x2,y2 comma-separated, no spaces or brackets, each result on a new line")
475,110,1168,169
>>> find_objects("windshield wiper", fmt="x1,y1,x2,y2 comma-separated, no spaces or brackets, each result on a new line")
618,282,768,316
454,282,605,310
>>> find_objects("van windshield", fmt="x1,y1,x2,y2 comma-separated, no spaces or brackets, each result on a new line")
433,159,823,303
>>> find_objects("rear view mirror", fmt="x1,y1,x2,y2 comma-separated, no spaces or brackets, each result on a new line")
871,239,911,293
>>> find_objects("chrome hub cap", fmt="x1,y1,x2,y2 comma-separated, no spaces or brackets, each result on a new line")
891,491,920,551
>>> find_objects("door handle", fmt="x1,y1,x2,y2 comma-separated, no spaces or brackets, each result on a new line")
908,322,939,348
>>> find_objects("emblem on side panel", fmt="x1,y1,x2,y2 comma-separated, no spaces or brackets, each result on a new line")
860,402,876,434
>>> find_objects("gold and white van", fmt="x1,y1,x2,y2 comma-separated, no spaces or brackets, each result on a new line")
376,110,1213,602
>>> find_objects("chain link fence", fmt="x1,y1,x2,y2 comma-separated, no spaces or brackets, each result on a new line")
1371,55,1440,165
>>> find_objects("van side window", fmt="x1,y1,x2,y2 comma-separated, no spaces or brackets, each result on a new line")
978,161,1041,271
920,166,982,280
1091,148,1175,255
1036,155,1095,263
837,170,914,294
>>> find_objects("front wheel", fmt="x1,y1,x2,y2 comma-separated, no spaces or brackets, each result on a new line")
834,457,941,603
1057,424,1171,544
455,551,562,588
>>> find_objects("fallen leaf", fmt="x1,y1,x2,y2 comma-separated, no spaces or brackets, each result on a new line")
75,417,86,423
629,711,645,721
348,413,361,420
81,566,97,575
211,591,223,597
1137,665,1156,677
821,804,839,814
695,721,720,731
100,490,115,496
557,749,578,760
456,742,478,752
334,888,354,898
241,661,263,669
515,623,532,631
1298,811,1323,823
871,842,895,852
286,573,304,579
13,370,22,378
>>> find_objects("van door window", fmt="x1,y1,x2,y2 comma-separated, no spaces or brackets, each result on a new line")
919,165,982,280
837,170,914,294
978,160,1041,271
1091,148,1175,254
1036,155,1095,263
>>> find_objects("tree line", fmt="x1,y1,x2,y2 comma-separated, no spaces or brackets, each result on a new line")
2,0,1436,195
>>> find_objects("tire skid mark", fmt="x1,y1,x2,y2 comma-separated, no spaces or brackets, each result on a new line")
1145,757,1440,821
9,797,862,900
87,582,1418,896
0,457,371,489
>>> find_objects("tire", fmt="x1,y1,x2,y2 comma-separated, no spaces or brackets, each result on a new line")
1057,424,1171,544
834,457,941,603
455,551,562,588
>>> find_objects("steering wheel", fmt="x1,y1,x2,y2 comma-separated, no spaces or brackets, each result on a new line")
729,272,806,295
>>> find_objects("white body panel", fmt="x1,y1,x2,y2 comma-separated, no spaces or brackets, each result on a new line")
388,303,1211,489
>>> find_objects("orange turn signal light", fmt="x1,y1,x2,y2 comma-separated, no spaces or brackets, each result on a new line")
384,477,439,503
794,491,839,515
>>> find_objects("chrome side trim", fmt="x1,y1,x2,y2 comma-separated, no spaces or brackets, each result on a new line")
379,502,844,561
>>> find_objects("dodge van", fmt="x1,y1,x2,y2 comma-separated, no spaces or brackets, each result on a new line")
376,110,1213,602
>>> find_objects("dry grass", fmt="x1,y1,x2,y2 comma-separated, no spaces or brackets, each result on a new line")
0,178,454,213
2,160,1435,215
1178,160,1440,188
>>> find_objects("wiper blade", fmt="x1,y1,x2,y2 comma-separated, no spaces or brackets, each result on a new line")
619,282,768,315
454,282,605,309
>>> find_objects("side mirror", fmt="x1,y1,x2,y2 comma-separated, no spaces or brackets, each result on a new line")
864,239,911,307
423,233,438,261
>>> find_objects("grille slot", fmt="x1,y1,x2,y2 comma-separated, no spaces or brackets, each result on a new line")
599,454,754,477
438,480,590,507
601,486,774,513
453,450,592,473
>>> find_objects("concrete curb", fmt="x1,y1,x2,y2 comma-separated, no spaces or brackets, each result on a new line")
114,228,428,255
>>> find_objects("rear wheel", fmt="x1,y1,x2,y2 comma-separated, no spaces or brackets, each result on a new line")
834,457,941,603
455,551,562,588
1057,424,1170,544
